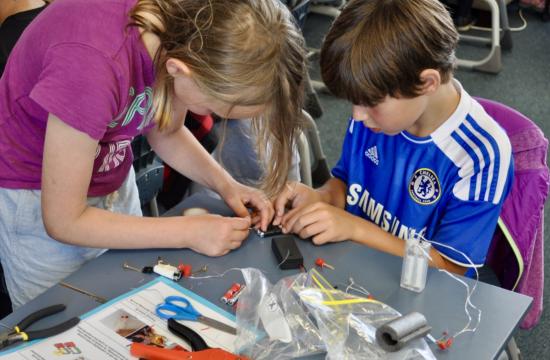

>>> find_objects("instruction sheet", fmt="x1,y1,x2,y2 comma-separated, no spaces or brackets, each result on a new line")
0,277,237,359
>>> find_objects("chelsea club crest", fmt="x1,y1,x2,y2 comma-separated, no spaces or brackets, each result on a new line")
409,168,441,205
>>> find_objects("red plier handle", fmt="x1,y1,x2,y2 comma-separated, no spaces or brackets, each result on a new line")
130,342,249,360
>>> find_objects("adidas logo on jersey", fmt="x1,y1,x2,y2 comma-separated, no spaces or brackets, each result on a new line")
365,146,379,165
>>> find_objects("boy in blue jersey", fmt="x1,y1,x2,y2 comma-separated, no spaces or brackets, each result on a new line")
273,0,513,275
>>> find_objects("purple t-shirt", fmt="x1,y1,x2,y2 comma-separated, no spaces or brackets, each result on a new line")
0,0,155,196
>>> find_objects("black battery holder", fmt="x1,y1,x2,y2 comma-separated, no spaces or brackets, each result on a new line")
271,235,303,270
256,224,283,238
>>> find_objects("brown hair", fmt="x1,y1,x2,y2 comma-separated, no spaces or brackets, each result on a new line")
320,0,458,107
129,0,306,195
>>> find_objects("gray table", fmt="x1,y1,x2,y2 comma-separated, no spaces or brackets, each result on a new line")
1,194,532,359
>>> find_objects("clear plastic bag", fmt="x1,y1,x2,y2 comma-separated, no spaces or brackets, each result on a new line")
234,268,435,360
234,268,325,359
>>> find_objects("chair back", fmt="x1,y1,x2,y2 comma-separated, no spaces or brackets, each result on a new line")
477,97,550,329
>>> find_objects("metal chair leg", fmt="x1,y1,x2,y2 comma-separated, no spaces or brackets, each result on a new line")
506,336,521,360
149,195,160,217
456,0,502,74
297,131,312,187
302,111,331,187
497,0,513,51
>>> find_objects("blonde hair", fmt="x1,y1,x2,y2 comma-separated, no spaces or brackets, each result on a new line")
129,0,306,195
321,0,458,107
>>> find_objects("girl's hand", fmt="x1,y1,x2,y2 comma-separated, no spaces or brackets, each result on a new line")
272,181,322,226
184,214,251,256
280,202,358,245
216,180,274,231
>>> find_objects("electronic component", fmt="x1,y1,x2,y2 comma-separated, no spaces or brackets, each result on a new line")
221,283,242,304
271,235,303,270
226,285,246,306
255,224,283,238
178,264,192,278
315,257,335,270
122,262,153,274
154,263,182,281
400,237,431,292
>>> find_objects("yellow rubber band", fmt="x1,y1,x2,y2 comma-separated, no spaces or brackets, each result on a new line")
14,326,20,333
319,298,383,306
311,268,334,289
300,295,382,306
310,270,336,302
20,332,29,341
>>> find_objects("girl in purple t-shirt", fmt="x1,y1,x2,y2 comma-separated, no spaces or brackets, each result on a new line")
0,0,306,307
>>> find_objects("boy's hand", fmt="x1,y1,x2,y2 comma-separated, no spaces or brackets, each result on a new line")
217,180,274,231
280,202,358,245
184,214,251,256
272,181,322,226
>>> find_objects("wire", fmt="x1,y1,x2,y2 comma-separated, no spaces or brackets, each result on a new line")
277,250,291,268
414,234,482,348
188,267,244,280
468,8,527,32
344,277,371,298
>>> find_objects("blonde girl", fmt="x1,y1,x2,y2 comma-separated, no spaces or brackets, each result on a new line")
0,0,306,307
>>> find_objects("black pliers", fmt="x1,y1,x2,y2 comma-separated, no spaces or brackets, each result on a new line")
167,318,209,351
130,319,248,360
0,304,80,349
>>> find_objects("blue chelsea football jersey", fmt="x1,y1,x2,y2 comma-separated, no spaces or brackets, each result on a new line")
332,84,514,267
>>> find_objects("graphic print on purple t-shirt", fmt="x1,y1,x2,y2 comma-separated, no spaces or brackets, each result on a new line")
95,86,154,174
0,0,156,197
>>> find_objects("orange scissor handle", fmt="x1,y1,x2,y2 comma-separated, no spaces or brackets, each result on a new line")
130,342,249,360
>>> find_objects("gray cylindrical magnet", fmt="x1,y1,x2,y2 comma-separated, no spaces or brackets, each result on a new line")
375,312,432,352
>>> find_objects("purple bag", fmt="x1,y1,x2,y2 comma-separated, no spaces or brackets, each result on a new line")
478,98,550,329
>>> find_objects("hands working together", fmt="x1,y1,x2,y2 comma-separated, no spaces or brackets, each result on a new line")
209,180,355,258
272,181,357,245
193,179,276,257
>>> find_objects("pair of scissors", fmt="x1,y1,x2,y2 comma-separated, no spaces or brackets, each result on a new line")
0,304,80,349
155,296,236,335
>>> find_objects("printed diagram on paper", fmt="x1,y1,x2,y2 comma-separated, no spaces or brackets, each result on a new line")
0,278,237,359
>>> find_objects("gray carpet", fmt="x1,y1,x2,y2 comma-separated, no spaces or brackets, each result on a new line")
302,5,550,359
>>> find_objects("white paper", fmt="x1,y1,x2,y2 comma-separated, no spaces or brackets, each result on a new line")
0,278,237,359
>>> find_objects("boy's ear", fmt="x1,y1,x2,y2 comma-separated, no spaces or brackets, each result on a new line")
166,58,193,77
418,69,441,95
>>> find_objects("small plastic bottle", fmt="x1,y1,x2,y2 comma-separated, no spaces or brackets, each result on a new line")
400,237,431,292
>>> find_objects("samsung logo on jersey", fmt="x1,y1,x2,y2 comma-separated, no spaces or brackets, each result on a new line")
347,184,426,240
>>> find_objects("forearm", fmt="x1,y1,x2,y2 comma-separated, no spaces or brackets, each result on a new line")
47,206,193,249
351,218,466,275
147,126,234,193
40,114,223,250
316,177,347,207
